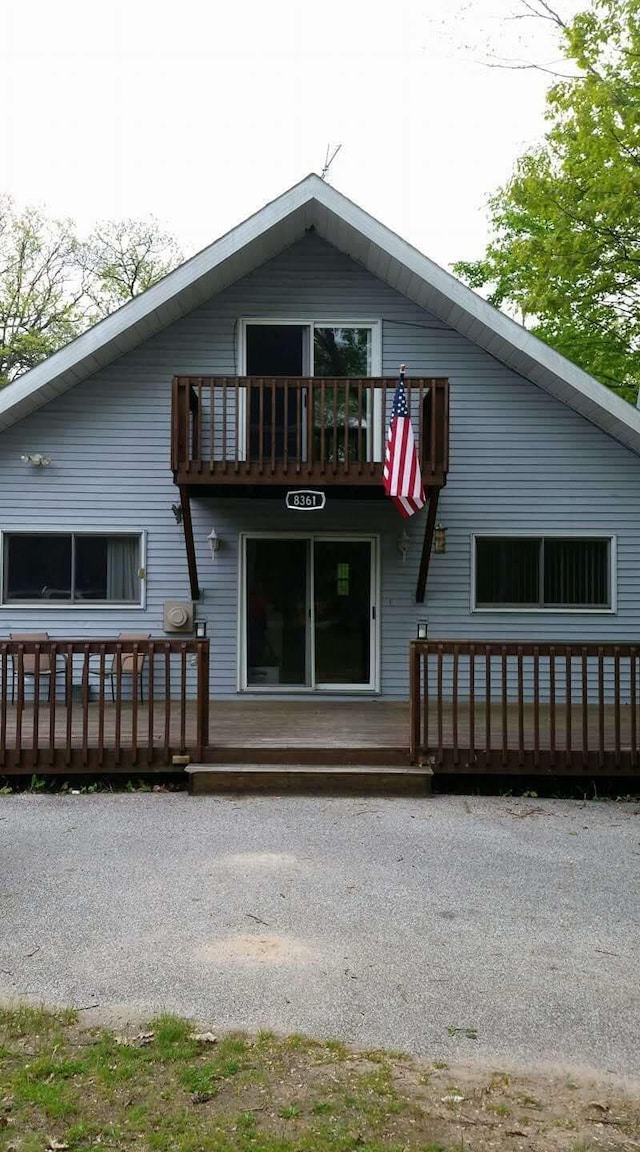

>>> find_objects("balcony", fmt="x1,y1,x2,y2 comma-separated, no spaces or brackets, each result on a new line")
171,376,449,491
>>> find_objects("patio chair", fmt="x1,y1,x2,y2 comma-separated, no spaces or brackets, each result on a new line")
9,632,68,704
88,633,151,703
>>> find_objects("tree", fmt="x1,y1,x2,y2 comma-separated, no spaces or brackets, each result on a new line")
453,0,640,402
0,197,85,386
0,200,182,387
82,219,182,319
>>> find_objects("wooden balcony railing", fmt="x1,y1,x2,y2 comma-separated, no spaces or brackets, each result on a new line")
410,639,640,775
171,376,449,487
0,637,210,773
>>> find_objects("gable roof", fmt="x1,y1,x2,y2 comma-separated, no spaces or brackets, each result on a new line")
2,172,640,454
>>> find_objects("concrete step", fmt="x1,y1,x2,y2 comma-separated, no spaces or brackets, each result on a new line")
185,763,432,797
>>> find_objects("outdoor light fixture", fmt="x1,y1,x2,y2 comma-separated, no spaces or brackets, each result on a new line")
207,528,221,559
20,453,51,467
171,503,183,524
397,529,410,564
417,620,428,640
433,523,447,554
195,620,207,638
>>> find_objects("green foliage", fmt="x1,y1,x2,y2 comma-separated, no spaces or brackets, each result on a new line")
0,198,182,387
0,198,83,386
81,218,183,318
1,1008,638,1152
453,0,640,402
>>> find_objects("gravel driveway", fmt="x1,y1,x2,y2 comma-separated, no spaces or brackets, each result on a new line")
1,793,639,1077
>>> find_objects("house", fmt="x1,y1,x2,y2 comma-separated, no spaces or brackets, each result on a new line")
2,174,640,781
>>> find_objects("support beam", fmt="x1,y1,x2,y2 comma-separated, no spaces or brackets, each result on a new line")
416,487,440,603
179,486,200,602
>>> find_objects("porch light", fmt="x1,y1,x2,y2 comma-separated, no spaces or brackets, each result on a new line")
434,523,447,554
20,453,51,467
417,620,428,640
207,528,221,559
398,529,410,564
195,620,207,638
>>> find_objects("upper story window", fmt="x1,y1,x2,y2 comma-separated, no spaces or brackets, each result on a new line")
473,536,613,610
2,533,143,605
241,320,380,377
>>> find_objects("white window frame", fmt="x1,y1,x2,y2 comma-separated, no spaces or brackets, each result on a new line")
470,531,617,614
236,319,383,462
0,530,147,609
237,531,381,693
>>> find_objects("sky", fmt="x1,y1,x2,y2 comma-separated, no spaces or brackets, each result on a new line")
1,0,579,270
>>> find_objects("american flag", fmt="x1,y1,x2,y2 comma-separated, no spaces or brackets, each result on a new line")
382,366,425,517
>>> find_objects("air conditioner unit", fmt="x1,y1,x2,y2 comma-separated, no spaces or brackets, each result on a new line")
163,600,195,633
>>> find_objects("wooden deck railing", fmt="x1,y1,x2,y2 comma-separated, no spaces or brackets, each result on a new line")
171,376,449,487
0,638,210,774
410,640,640,774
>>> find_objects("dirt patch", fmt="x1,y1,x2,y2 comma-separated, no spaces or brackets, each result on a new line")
395,1060,640,1151
195,932,316,964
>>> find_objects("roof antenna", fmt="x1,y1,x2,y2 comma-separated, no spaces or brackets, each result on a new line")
320,143,342,181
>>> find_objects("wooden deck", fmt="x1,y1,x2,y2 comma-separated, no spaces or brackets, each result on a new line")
2,697,640,776
0,699,409,773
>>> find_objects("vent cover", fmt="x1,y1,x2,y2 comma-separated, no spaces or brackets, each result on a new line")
163,600,194,633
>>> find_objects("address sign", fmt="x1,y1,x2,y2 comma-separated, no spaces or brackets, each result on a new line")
285,490,326,511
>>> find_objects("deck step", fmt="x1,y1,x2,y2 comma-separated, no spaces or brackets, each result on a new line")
204,746,411,767
185,763,432,797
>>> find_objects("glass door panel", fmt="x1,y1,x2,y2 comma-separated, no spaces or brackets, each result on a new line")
312,327,374,463
246,538,308,687
313,540,372,685
245,325,307,462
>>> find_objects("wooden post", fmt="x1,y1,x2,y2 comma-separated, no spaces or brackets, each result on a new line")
179,485,200,602
409,641,420,761
196,639,210,761
416,487,440,603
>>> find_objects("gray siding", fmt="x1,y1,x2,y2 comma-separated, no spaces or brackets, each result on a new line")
1,232,639,700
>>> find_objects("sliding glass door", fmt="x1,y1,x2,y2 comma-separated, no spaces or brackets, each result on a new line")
239,322,382,463
243,536,377,690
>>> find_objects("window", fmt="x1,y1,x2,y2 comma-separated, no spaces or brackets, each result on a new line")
313,328,372,377
2,533,142,605
474,536,612,610
336,562,350,596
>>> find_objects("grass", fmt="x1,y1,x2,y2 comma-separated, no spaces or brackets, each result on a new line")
0,1006,638,1151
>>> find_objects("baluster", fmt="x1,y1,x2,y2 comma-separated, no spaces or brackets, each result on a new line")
452,644,459,766
598,646,605,770
436,645,444,766
565,651,572,770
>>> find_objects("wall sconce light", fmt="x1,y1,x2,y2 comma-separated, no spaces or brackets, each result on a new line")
195,620,207,638
417,620,428,640
207,528,221,559
171,503,183,524
434,523,447,554
20,453,51,467
397,529,410,564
